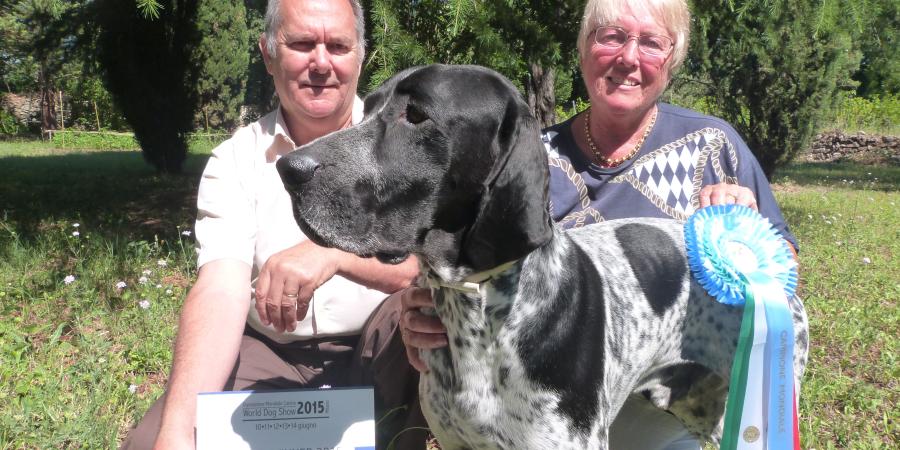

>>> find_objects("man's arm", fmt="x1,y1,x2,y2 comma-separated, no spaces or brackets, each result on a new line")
254,240,419,332
153,259,252,450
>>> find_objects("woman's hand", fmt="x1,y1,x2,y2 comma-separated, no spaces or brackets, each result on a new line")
699,183,758,210
255,241,345,333
400,287,448,373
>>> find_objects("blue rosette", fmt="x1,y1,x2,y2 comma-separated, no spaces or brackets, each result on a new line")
684,205,797,306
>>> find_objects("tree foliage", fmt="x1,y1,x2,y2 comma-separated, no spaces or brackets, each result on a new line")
363,0,582,126
91,0,200,173
192,0,250,131
853,0,898,97
687,0,862,177
242,0,276,121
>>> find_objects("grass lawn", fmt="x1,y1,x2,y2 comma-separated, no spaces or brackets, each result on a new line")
0,142,897,448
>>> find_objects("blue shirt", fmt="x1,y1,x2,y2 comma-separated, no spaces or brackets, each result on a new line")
542,102,797,250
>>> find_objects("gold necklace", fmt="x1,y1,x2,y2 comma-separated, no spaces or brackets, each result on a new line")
583,107,658,168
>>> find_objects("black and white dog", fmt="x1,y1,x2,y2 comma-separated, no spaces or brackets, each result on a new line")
276,64,808,449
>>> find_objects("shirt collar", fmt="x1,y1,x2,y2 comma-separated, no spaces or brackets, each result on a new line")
272,95,365,150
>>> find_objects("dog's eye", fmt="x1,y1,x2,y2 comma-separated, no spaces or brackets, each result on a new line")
403,104,428,125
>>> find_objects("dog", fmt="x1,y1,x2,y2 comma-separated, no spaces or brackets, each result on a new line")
276,64,809,449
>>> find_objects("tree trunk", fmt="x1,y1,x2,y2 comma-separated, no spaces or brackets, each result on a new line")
39,66,58,133
525,62,556,128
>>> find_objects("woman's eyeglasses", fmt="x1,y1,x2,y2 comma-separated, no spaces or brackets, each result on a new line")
593,26,674,59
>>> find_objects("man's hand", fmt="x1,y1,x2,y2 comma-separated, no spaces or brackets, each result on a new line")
699,183,758,210
399,287,448,373
255,241,346,332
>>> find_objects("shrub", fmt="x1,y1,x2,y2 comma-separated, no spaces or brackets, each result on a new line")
49,131,139,150
826,94,900,135
0,109,24,137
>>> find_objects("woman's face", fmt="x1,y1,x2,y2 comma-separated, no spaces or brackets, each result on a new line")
581,5,672,119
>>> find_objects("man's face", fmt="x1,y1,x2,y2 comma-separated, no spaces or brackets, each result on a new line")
261,0,361,124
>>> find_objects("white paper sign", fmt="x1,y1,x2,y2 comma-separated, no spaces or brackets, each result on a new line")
196,387,375,450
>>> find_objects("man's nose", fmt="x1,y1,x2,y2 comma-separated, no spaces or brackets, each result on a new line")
309,43,332,73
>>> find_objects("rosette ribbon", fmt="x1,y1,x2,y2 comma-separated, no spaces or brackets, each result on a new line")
684,205,799,450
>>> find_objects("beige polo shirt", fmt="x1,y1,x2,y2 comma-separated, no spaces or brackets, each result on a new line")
195,98,387,343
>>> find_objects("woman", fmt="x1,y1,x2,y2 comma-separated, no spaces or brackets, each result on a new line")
543,0,795,246
402,0,803,448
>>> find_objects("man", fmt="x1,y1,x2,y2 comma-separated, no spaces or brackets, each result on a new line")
121,1,425,449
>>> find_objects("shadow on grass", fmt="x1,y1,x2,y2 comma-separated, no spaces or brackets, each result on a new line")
0,150,210,242
773,162,900,191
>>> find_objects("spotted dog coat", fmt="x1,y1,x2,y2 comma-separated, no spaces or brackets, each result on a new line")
276,64,809,449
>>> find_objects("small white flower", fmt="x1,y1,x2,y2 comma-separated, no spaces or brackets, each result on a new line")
862,257,871,265
165,289,173,295
138,276,149,285
63,275,76,285
807,214,813,219
825,220,832,225
98,357,107,364
142,269,152,275
115,281,127,289
72,223,80,228
128,384,138,394
157,259,167,267
138,299,151,309
181,230,192,236
155,284,162,289
72,231,80,237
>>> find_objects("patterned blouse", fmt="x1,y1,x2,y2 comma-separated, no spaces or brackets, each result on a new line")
543,102,797,249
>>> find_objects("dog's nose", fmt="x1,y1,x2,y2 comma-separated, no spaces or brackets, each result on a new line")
277,152,321,189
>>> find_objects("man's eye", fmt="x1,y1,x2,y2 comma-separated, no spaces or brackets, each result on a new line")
327,43,351,54
404,104,428,124
288,41,315,51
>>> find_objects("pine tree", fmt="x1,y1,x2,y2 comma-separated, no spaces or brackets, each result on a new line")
689,0,862,177
92,0,200,173
363,0,581,127
193,0,249,131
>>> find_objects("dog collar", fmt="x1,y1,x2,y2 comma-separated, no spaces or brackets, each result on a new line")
426,259,519,295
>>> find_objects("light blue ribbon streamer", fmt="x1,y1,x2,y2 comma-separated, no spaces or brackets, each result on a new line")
684,205,799,449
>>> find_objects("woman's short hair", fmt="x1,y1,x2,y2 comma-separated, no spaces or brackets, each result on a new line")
577,0,690,76
263,0,367,63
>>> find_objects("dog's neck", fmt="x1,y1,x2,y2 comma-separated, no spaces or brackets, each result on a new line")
424,259,520,295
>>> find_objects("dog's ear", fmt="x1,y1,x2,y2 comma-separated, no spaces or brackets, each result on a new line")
460,95,554,272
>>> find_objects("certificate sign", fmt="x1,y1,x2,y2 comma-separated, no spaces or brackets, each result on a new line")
196,387,375,450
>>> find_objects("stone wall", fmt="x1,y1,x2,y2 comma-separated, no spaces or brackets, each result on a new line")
802,131,900,165
0,92,42,125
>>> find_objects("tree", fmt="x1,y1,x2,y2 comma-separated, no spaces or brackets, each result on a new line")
688,0,862,177
0,0,77,132
363,0,582,127
853,0,898,97
192,0,249,131
91,0,200,173
242,0,276,121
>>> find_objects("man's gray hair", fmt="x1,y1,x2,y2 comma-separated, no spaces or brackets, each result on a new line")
264,0,367,63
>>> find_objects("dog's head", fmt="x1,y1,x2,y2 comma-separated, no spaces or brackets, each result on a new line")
277,64,552,276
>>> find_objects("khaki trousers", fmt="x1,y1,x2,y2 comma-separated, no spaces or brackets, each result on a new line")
120,292,427,450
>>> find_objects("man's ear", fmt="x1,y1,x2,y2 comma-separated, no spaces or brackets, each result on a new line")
259,33,275,75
